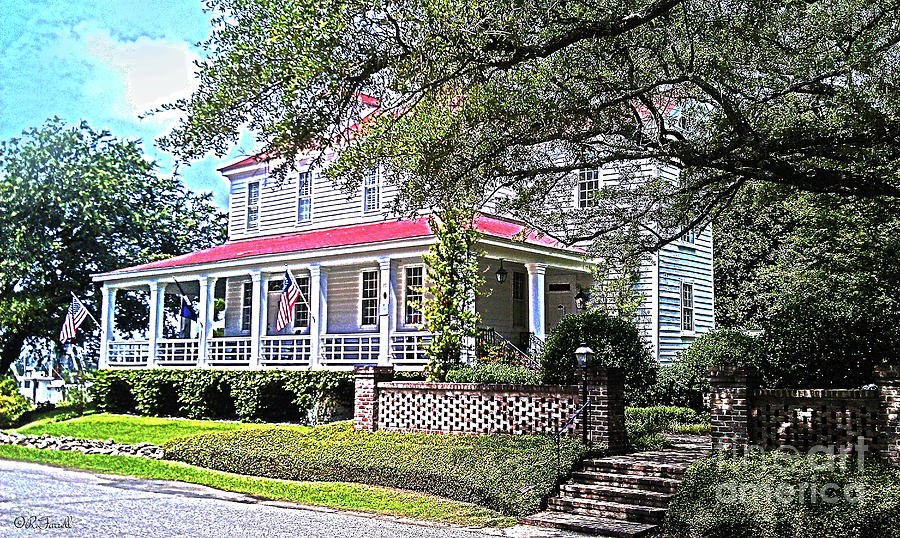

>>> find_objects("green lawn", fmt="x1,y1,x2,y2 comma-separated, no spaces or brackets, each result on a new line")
0,444,513,527
15,413,305,445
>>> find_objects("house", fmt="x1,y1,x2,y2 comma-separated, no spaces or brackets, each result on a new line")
92,150,713,370
14,367,68,404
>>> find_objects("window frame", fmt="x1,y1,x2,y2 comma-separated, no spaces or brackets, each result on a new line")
362,169,381,213
681,281,695,333
576,167,601,208
246,181,260,230
681,228,695,244
359,269,379,328
297,171,312,223
241,281,253,333
293,275,311,330
402,265,424,327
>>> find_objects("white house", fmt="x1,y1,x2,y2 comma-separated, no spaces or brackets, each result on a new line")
14,368,68,404
92,148,713,370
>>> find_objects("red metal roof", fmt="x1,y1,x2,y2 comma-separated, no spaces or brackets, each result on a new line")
103,215,579,276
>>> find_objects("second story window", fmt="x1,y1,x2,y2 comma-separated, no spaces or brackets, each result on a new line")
577,168,601,208
681,282,694,332
360,270,379,327
297,172,312,223
404,266,424,326
681,228,695,244
363,169,380,213
247,181,260,230
241,281,253,332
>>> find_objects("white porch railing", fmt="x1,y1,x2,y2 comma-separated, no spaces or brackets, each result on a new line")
108,341,150,365
206,337,252,365
156,339,200,365
260,335,312,366
390,332,432,366
320,334,380,365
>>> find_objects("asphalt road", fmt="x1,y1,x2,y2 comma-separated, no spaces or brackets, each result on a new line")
0,459,515,538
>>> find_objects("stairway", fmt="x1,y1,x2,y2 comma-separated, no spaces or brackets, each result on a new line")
524,435,711,537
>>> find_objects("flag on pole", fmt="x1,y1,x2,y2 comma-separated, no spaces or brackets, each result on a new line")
60,295,89,343
275,269,301,332
173,278,198,321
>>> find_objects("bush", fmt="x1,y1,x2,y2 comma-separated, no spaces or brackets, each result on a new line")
0,378,31,428
87,370,352,423
666,452,900,537
625,406,709,451
539,310,656,405
163,422,591,516
446,362,542,384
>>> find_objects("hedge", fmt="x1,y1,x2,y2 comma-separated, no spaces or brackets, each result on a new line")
163,422,592,516
0,378,31,428
88,370,353,424
446,362,542,385
666,452,900,537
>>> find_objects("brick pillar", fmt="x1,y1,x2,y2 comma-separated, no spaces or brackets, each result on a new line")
709,366,754,451
579,367,626,454
876,366,900,464
353,365,394,431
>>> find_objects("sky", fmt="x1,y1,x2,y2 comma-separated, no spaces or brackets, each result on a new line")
0,0,250,207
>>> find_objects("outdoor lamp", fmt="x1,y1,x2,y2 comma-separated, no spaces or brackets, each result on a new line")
574,344,594,369
495,258,508,284
574,288,589,310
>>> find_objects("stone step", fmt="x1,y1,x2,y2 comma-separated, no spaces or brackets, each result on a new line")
570,471,681,493
548,497,668,525
560,483,673,508
523,511,658,537
581,459,688,479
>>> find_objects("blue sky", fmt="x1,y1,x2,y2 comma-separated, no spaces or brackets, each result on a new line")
0,0,248,207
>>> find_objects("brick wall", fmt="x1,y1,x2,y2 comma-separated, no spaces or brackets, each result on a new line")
353,365,626,451
876,366,900,464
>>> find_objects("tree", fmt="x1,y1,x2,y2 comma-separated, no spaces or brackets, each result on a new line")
0,119,227,374
160,0,900,261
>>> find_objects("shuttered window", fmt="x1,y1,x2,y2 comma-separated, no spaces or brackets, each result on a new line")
363,169,380,212
247,181,260,229
297,172,312,222
241,281,253,332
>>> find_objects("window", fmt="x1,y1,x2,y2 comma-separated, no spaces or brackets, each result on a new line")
681,282,694,332
363,169,380,212
246,181,260,229
297,171,312,222
512,272,526,301
241,281,253,332
548,283,571,292
294,275,311,329
360,270,379,327
404,266,424,326
577,168,601,208
681,228,695,244
512,271,527,327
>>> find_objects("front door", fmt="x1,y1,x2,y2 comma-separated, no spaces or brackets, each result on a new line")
546,276,576,331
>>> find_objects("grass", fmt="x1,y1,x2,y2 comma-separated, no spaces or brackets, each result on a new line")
0,444,514,528
14,413,307,445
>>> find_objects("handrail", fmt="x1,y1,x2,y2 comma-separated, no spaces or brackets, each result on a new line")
554,398,591,486
476,327,538,369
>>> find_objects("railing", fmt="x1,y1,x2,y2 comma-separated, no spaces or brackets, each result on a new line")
320,334,380,365
206,337,252,365
260,335,312,366
156,339,200,365
525,332,546,361
476,328,538,369
390,332,433,366
108,341,149,365
554,398,591,484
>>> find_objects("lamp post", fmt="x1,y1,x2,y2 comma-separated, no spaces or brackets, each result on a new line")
575,344,595,444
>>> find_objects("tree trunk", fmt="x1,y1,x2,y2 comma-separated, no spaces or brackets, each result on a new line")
0,330,27,374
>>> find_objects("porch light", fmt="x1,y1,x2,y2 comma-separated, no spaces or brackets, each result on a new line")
574,344,594,369
495,259,508,284
574,288,589,310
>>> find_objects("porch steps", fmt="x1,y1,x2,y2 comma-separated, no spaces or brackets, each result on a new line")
522,434,712,536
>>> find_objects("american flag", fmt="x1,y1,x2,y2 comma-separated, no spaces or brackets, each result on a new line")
60,295,89,343
275,269,301,332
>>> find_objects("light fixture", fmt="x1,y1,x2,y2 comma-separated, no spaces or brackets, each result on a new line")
574,344,594,369
574,288,589,310
495,258,508,284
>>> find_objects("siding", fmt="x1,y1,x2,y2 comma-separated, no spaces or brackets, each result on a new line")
325,263,379,333
224,276,251,336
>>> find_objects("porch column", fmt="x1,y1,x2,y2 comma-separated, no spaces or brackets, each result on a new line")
525,263,547,340
147,281,163,369
377,257,394,366
198,276,215,367
249,270,263,369
98,285,116,369
309,264,323,369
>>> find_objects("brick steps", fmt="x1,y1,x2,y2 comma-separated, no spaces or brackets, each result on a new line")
559,483,672,507
548,497,668,524
523,511,657,537
569,471,680,493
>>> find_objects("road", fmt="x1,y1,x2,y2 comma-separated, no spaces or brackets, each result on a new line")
0,459,522,538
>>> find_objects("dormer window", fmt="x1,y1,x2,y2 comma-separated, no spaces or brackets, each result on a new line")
577,168,601,208
363,169,380,213
297,171,312,223
246,181,260,230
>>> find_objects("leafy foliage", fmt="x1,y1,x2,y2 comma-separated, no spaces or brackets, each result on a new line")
445,362,542,385
163,422,591,516
0,377,31,428
539,310,656,405
0,119,226,373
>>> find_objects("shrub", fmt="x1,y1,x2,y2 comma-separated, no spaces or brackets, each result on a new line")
446,363,542,384
163,422,591,516
539,310,656,405
88,370,137,413
131,370,181,417
666,452,900,537
0,378,31,428
625,406,709,451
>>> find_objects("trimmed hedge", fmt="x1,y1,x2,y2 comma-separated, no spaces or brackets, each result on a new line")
163,422,592,516
87,370,353,424
446,362,542,385
666,452,900,537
